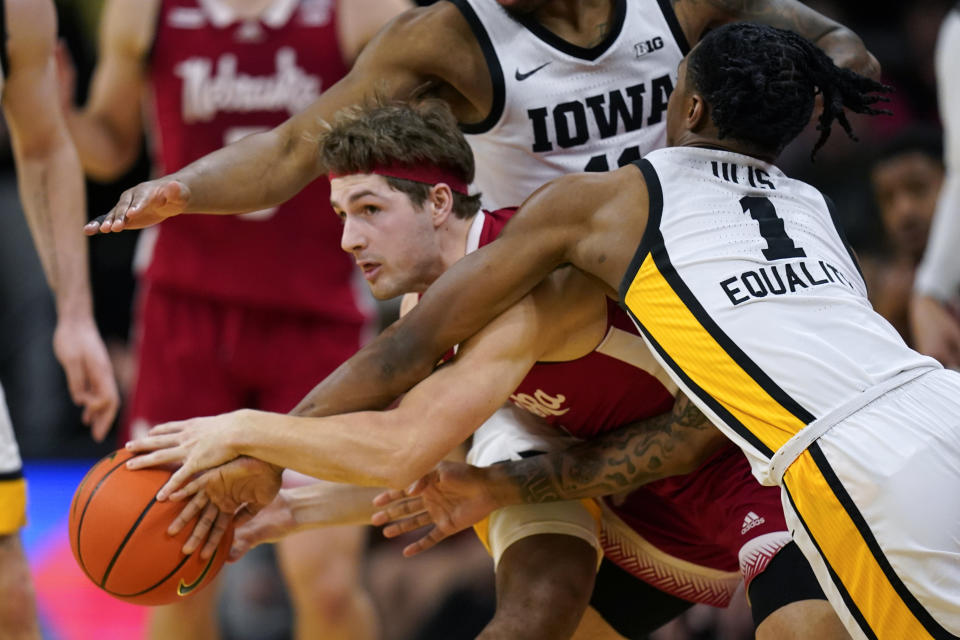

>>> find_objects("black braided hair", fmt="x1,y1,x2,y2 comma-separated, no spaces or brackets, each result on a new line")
686,22,891,159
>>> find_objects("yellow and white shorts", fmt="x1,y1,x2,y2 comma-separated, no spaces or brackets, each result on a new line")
0,384,26,534
782,368,960,640
467,405,602,567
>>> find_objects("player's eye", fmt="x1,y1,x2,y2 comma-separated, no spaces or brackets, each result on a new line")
364,205,379,215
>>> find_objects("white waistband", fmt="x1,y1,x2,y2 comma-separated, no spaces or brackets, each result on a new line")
766,367,935,485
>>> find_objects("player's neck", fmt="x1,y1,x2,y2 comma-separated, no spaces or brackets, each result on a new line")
533,0,616,48
440,214,478,273
676,131,779,165
216,0,277,20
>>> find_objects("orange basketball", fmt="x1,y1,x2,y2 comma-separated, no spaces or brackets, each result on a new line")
68,448,234,606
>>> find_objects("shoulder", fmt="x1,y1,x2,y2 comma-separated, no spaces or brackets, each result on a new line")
373,2,474,57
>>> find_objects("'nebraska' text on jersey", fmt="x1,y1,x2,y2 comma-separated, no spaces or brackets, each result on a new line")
619,147,939,483
146,0,366,321
453,0,688,209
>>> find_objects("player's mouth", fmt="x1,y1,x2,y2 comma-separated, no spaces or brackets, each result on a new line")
358,260,382,281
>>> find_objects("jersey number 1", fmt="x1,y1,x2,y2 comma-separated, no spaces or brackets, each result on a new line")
740,196,806,260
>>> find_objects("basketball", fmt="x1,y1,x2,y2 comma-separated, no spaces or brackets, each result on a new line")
67,448,234,606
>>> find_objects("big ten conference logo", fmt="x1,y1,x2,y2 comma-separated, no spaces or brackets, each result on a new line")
510,389,571,419
176,48,321,123
634,36,664,58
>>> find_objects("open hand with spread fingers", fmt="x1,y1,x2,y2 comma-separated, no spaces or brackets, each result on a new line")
371,460,503,557
84,178,190,235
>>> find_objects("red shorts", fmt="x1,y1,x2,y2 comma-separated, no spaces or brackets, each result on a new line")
123,283,370,442
601,443,790,606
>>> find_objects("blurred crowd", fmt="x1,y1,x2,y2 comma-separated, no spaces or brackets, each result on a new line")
0,1,956,639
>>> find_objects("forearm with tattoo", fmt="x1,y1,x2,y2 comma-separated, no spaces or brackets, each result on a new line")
489,394,725,506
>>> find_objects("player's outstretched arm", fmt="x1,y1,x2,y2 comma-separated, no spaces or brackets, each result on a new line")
372,393,726,556
673,0,880,80
84,3,478,234
3,0,119,440
127,286,547,497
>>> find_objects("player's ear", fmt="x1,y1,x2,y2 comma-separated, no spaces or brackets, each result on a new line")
687,93,707,132
429,183,455,228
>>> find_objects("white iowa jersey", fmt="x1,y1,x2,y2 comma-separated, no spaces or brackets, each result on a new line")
452,0,687,210
620,147,940,482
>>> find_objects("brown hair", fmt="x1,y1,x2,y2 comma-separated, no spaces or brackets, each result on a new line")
318,97,482,218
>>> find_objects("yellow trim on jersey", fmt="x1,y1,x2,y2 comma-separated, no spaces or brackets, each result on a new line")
623,253,804,455
785,451,935,640
0,477,27,534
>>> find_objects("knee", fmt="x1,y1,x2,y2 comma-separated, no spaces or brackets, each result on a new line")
286,559,365,623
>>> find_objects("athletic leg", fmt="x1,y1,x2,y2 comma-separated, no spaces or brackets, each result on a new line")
0,388,40,640
480,533,598,640
749,542,849,640
0,534,40,640
274,524,377,640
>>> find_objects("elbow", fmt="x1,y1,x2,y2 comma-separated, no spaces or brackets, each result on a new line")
85,148,139,183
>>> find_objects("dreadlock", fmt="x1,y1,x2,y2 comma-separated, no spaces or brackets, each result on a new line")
686,22,891,159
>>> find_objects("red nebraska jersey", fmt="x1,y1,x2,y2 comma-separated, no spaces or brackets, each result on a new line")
473,209,677,435
145,0,364,319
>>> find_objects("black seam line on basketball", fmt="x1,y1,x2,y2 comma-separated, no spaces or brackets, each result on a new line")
103,553,192,598
806,443,960,640
618,159,775,458
822,193,866,284
100,495,159,588
655,0,691,55
75,454,129,580
177,548,220,596
627,158,818,432
450,0,504,135
780,476,878,640
72,450,118,521
0,469,23,481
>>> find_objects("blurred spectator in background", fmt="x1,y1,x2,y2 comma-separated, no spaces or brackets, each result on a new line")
861,126,944,342
58,0,407,639
911,4,960,368
0,0,118,637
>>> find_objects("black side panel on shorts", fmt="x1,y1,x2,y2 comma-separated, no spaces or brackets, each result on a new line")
747,541,826,627
590,558,695,639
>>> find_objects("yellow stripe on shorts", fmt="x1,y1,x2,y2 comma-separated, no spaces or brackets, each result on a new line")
623,253,805,456
785,448,944,640
0,477,27,534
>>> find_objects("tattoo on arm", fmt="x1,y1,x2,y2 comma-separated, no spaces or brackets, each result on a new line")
500,394,718,504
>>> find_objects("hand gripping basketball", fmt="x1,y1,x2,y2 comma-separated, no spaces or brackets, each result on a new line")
68,449,234,606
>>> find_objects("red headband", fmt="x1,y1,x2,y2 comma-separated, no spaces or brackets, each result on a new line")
328,164,469,195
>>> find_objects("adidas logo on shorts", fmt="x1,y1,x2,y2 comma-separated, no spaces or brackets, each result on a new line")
741,511,765,535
